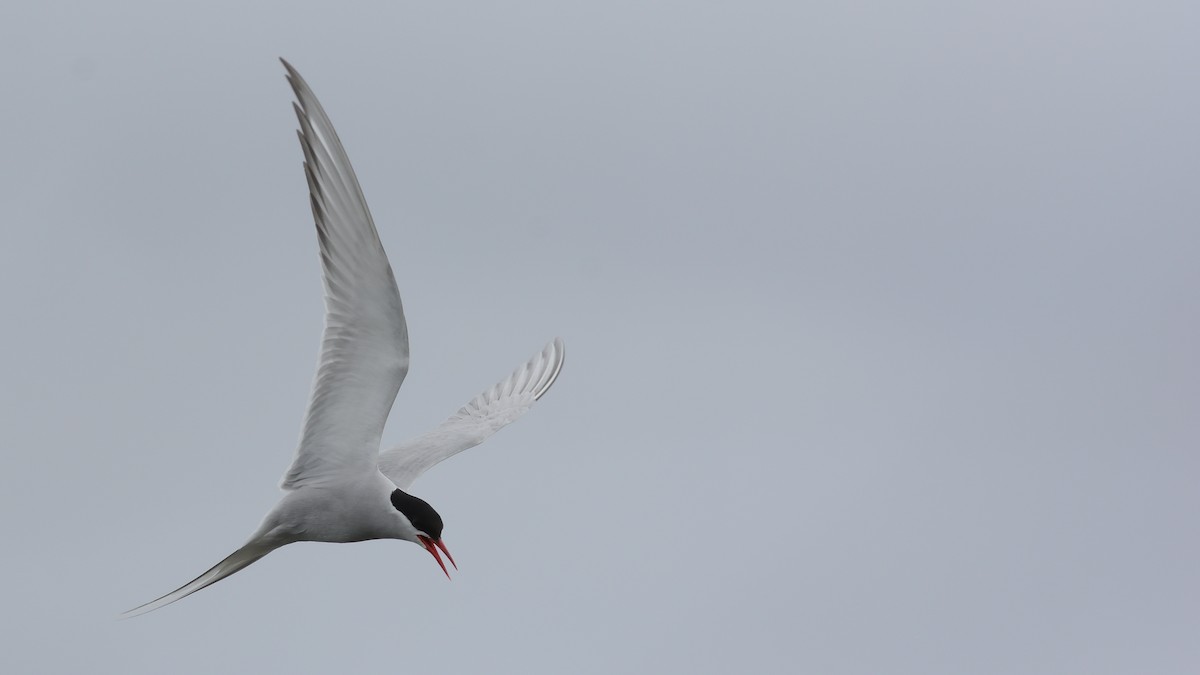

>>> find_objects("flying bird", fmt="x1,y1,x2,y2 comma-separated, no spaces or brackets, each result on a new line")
122,60,565,618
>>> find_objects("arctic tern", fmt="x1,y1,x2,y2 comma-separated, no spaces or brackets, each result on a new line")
122,59,564,617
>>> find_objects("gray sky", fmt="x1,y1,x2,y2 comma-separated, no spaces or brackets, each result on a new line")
2,1,1197,673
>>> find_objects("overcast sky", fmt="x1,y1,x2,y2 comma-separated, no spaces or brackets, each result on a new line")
2,2,1197,673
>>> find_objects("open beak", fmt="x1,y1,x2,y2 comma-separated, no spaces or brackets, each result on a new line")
417,535,457,579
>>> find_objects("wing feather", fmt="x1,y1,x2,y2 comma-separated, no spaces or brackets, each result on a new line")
279,59,409,489
378,338,564,489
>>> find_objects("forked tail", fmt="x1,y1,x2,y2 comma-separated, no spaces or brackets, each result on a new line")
120,541,277,618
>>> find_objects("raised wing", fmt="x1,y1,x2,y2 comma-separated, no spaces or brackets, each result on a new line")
379,338,564,489
279,59,410,489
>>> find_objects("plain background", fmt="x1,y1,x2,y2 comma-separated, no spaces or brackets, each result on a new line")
2,2,1197,673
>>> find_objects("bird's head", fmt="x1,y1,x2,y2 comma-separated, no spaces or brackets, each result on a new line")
390,488,456,578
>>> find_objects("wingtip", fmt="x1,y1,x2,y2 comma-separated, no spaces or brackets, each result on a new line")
280,59,310,104
533,337,565,401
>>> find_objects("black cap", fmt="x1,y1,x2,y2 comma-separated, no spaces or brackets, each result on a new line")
390,489,444,540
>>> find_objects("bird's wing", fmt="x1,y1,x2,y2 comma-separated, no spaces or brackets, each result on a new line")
279,59,410,489
378,338,564,489
120,541,277,618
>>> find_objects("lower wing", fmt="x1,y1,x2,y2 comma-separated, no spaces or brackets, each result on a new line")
378,337,564,489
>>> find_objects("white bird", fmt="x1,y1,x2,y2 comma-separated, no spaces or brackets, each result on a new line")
122,60,565,618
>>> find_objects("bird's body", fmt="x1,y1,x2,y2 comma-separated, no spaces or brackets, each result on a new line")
122,60,564,618
262,472,412,545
